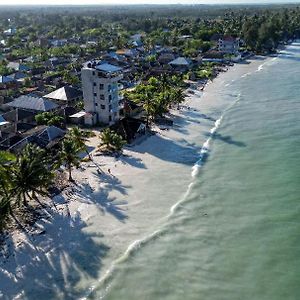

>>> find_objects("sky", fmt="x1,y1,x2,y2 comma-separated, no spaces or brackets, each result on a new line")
0,0,299,5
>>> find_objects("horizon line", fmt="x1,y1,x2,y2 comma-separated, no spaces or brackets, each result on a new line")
0,2,299,5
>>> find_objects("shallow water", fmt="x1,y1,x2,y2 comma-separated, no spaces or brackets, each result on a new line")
93,44,300,299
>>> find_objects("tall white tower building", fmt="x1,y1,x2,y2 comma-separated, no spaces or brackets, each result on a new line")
81,61,124,125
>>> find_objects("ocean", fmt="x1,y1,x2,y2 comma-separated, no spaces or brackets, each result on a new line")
90,43,300,299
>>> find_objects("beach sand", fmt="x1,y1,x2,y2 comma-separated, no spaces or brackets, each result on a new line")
0,56,271,300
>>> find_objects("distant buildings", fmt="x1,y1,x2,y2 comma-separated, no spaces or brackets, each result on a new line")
3,28,16,36
81,61,124,126
218,36,239,54
7,62,31,72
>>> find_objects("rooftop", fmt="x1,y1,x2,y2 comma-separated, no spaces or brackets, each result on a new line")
8,95,59,112
0,115,9,126
7,62,31,72
84,60,123,74
169,57,191,66
44,86,82,101
0,76,15,84
95,63,122,73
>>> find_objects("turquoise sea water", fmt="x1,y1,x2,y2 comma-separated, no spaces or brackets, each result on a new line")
93,43,300,299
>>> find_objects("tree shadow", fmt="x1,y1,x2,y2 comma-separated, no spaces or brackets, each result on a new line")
235,60,251,65
167,110,216,135
117,153,147,169
0,206,110,300
71,172,130,223
129,134,201,166
206,132,246,147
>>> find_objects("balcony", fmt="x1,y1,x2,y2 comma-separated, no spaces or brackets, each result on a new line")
118,84,124,90
118,94,124,100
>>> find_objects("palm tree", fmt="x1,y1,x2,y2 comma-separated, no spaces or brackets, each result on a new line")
139,90,152,128
68,127,92,161
98,128,126,153
10,144,54,207
172,88,185,109
0,151,16,217
60,138,81,182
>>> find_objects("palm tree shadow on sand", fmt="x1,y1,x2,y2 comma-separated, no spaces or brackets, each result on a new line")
0,207,110,300
70,171,130,223
129,133,202,166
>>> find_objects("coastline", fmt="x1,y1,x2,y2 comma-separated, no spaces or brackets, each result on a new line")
0,55,274,299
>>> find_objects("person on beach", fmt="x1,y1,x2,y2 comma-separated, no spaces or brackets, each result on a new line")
108,168,111,174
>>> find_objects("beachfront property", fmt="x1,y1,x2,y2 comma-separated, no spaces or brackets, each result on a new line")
81,61,124,126
218,36,239,54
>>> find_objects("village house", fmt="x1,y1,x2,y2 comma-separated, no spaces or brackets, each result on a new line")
81,61,124,126
168,57,192,72
7,62,31,72
44,86,83,107
7,94,59,113
0,108,36,134
4,125,66,153
3,28,17,36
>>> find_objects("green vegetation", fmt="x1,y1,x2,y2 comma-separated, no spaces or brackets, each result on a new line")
1,3,300,235
59,138,81,182
67,127,93,161
0,145,54,229
126,75,185,126
0,5,299,64
35,112,64,127
98,128,126,153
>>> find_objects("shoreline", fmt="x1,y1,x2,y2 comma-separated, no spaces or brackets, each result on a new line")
0,55,274,299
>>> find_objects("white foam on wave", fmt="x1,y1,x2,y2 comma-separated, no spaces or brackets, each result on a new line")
191,116,223,178
82,91,243,300
241,72,252,78
257,63,265,72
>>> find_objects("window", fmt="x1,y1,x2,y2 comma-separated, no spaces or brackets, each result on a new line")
100,94,105,100
94,92,97,97
101,105,105,109
95,103,98,106
99,84,104,90
109,95,112,101
109,104,112,110
108,85,111,91
93,82,96,86
109,116,112,122
92,71,95,76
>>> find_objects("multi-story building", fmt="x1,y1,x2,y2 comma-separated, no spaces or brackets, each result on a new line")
218,36,239,54
81,61,124,126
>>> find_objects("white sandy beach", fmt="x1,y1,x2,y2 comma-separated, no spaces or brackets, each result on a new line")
0,56,273,300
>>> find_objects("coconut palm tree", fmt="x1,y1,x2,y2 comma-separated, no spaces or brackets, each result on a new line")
0,151,16,218
60,138,81,182
68,127,92,160
98,128,126,153
10,144,54,207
